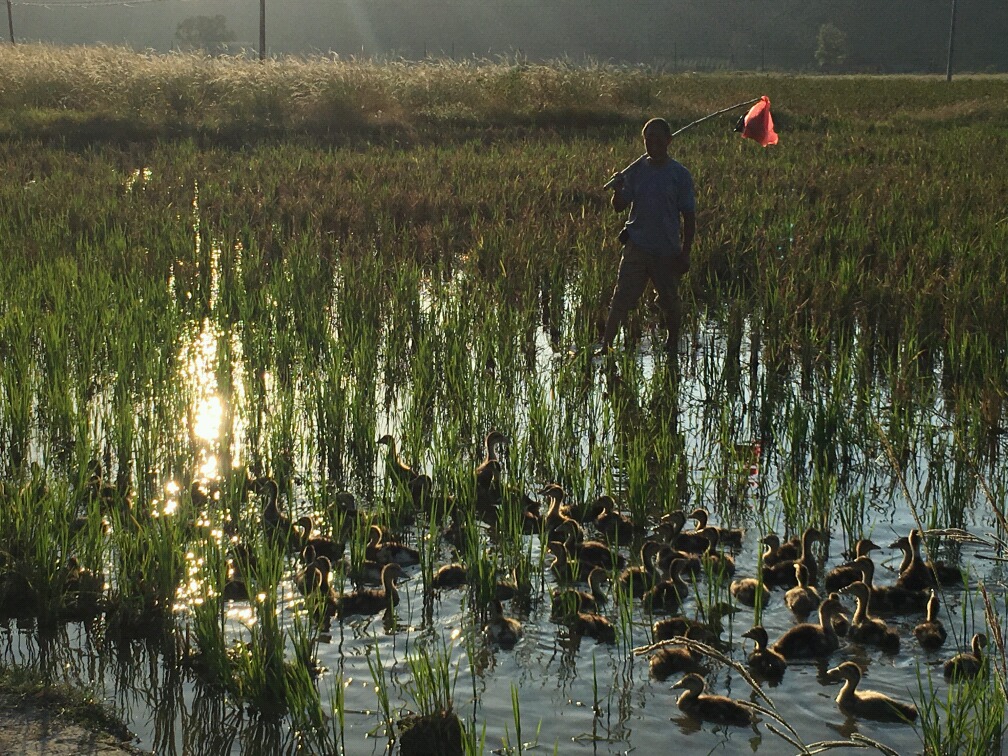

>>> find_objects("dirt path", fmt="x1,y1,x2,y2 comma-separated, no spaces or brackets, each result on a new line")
0,694,148,756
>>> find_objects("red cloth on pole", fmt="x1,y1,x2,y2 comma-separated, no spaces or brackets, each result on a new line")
741,96,778,147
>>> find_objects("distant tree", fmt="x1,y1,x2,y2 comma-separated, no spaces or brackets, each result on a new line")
175,15,235,56
815,22,847,72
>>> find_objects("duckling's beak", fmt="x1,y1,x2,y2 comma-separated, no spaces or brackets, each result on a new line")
887,539,901,549
670,678,687,691
825,666,842,681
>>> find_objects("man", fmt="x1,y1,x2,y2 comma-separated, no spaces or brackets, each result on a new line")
596,117,696,356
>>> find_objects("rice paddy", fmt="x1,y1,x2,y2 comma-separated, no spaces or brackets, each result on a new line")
1,45,1007,755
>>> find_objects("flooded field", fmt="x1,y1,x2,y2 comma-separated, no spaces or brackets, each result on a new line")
1,49,1007,755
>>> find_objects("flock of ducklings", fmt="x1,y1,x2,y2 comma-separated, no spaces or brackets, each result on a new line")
232,431,987,732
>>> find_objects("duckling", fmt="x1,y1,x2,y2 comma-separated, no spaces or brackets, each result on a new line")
914,590,948,651
894,530,963,590
842,581,900,654
649,646,708,681
333,562,403,618
852,554,927,614
255,477,300,549
294,548,331,596
699,527,735,579
730,576,770,608
475,430,508,506
641,559,690,613
618,541,666,597
296,516,346,563
653,603,735,646
771,592,844,660
547,540,594,584
484,599,522,649
764,527,822,588
552,566,608,616
671,674,755,727
377,434,422,488
656,511,709,554
541,484,579,536
564,609,616,644
944,632,987,680
689,508,743,548
431,562,468,590
824,538,882,592
761,532,801,567
593,495,643,544
560,520,626,571
741,626,787,682
367,525,420,566
784,563,821,619
826,661,918,723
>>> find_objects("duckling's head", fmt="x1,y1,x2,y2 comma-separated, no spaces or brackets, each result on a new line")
700,526,720,548
381,562,405,584
742,625,769,648
663,510,687,532
760,533,781,549
851,555,875,582
671,673,705,694
908,528,924,548
368,524,383,544
793,562,809,585
334,490,358,514
689,508,709,529
826,661,861,684
840,580,870,603
858,538,882,555
594,494,617,515
889,535,910,551
821,592,845,616
485,430,509,450
540,483,566,501
377,434,395,447
973,633,989,653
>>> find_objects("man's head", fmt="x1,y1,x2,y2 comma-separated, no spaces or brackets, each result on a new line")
642,118,671,162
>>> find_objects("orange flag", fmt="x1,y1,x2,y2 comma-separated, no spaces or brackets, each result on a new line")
735,95,778,147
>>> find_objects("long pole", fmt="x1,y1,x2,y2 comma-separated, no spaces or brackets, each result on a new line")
7,0,14,45
259,0,266,61
603,97,761,188
945,0,958,82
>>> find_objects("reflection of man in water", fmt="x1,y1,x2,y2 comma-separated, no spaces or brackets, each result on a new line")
597,117,696,356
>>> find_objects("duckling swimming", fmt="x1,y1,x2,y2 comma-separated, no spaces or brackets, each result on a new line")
333,562,403,618
729,575,770,608
431,562,468,590
826,661,917,723
824,538,881,592
784,562,821,619
764,527,822,588
552,566,607,616
893,529,963,590
617,541,665,597
689,508,743,548
842,580,900,654
944,632,987,680
671,673,755,727
913,589,947,651
741,626,787,682
485,599,522,649
649,645,708,681
771,592,844,660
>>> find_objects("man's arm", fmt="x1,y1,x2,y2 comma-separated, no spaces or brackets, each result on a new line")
681,210,696,254
610,174,629,212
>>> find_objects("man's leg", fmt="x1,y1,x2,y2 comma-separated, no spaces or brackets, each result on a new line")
601,244,649,348
648,256,683,353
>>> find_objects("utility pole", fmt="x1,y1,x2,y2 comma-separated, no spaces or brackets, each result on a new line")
945,0,958,81
7,0,14,45
259,0,266,61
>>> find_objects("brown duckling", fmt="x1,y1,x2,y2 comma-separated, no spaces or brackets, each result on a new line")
764,527,822,588
652,602,735,646
842,581,900,654
761,532,802,567
475,431,507,489
672,674,755,727
730,575,770,608
431,562,468,590
256,477,300,548
547,540,594,584
333,562,403,618
297,516,346,564
552,566,608,616
894,530,963,590
618,541,666,597
377,434,422,488
648,646,708,681
294,548,331,596
944,632,987,680
826,661,918,723
824,538,882,592
699,527,735,579
784,563,821,619
485,598,522,648
771,592,845,660
558,607,616,644
368,525,420,566
560,520,626,571
913,590,948,651
593,495,644,544
742,626,787,682
689,508,743,548
656,511,709,554
541,484,579,536
641,559,690,613
853,554,927,615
